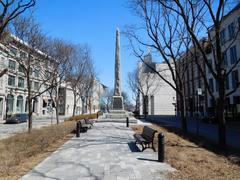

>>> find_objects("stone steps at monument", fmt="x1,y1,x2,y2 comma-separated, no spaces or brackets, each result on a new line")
109,110,127,114
97,118,137,123
105,114,128,119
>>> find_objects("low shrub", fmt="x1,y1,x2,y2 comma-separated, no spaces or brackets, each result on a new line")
65,113,98,122
0,121,75,176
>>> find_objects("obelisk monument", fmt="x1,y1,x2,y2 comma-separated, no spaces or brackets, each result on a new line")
112,28,124,110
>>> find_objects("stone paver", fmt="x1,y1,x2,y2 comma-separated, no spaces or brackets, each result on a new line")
21,122,175,180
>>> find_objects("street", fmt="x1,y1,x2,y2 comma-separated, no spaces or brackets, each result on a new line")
0,116,67,140
147,115,240,149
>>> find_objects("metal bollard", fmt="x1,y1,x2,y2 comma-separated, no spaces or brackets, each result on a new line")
76,121,80,137
158,133,165,162
126,117,129,127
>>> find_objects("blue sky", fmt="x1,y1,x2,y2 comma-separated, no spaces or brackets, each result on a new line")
33,0,140,95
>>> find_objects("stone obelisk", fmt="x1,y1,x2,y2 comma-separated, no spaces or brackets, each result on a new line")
112,28,124,110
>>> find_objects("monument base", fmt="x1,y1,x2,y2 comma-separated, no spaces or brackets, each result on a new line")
112,96,124,110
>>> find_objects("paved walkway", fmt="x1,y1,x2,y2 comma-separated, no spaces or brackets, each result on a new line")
21,122,175,180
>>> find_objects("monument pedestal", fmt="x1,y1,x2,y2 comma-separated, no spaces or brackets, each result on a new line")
112,96,124,110
105,96,127,119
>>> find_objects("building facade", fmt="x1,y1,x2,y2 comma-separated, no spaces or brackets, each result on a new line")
0,36,56,122
176,41,210,117
137,54,176,116
206,4,240,120
58,80,108,116
175,3,240,120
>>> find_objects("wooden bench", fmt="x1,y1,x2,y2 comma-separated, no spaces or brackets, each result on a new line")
78,120,92,132
84,118,95,128
133,126,157,152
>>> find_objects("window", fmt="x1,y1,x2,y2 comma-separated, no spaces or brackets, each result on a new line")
8,59,16,70
238,17,240,27
209,78,214,92
34,82,39,91
45,71,51,79
18,77,24,88
228,22,235,40
10,46,17,55
34,69,40,78
6,94,14,113
208,59,212,73
225,76,229,90
230,45,237,64
16,96,23,113
231,70,239,89
20,51,27,59
18,64,24,73
222,51,228,66
220,29,225,45
8,75,15,86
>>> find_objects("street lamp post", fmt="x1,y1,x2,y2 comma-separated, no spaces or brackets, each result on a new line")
196,88,202,135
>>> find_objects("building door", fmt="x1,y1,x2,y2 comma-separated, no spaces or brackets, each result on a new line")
6,94,14,113
150,95,154,115
17,96,23,113
143,95,149,115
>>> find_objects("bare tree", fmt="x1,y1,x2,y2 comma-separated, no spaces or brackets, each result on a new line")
100,88,113,112
154,0,240,147
121,91,134,111
67,44,95,116
5,15,61,132
128,0,240,146
125,0,192,132
44,38,74,124
127,69,138,110
0,0,35,39
0,0,35,77
128,60,161,117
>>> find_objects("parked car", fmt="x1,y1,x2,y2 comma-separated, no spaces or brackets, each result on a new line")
5,113,28,124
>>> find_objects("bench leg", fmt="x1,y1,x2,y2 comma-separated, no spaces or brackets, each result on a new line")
152,142,156,152
141,143,146,152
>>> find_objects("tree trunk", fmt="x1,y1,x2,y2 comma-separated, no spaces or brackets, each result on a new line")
180,94,187,133
28,97,33,133
72,94,76,117
55,97,59,124
55,88,59,124
27,75,33,133
217,80,226,147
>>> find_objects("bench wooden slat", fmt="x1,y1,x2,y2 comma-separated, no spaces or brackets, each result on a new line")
133,126,157,152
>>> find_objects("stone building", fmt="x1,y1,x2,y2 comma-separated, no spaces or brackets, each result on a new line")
58,80,107,116
176,41,211,117
0,35,56,122
206,3,240,119
137,53,176,116
175,3,240,119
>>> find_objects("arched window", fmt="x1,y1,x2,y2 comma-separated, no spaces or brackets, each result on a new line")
6,94,14,113
17,96,23,113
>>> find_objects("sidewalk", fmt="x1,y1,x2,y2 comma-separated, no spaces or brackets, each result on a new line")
21,122,175,180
